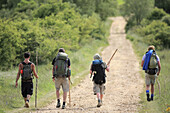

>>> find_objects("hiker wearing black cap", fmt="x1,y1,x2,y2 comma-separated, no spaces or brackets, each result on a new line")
52,48,71,109
15,52,39,108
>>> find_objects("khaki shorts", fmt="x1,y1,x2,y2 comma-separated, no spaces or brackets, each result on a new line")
55,77,69,92
93,82,105,95
145,73,157,85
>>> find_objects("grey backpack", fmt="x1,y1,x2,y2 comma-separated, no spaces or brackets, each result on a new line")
53,52,68,77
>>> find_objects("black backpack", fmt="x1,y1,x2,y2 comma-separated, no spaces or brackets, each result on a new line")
21,62,33,80
92,60,106,85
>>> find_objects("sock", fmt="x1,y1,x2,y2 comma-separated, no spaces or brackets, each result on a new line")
63,102,65,105
146,90,150,101
151,94,154,100
146,90,149,94
57,99,60,103
98,99,101,103
26,99,29,102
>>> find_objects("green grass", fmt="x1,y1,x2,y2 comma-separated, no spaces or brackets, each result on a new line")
0,19,112,113
117,0,125,5
127,31,170,113
0,39,108,113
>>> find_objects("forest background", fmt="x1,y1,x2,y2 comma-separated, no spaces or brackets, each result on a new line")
0,0,169,112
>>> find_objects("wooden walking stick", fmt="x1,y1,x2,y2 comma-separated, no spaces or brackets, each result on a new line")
156,78,161,97
69,78,71,107
35,50,38,108
107,49,118,65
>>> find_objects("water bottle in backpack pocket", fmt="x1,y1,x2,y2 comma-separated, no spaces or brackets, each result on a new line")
21,62,33,80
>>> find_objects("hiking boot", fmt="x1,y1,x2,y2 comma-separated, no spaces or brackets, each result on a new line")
97,99,102,107
146,94,150,102
25,101,29,108
62,104,65,109
150,96,153,101
97,102,102,107
56,102,61,108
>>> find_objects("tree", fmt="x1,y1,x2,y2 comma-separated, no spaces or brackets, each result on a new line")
155,0,170,14
122,0,154,25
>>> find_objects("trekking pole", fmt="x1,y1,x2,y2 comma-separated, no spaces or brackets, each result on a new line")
35,50,38,108
107,49,118,65
69,79,71,107
156,78,161,97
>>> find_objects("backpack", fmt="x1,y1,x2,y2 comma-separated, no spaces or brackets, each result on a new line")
149,52,158,69
92,60,106,85
53,52,68,77
21,62,33,80
147,51,158,75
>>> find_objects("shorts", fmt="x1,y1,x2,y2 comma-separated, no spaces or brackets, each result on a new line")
21,82,33,98
93,82,105,95
55,77,69,92
145,73,157,85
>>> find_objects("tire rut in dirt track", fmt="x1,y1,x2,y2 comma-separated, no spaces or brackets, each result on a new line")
35,17,144,113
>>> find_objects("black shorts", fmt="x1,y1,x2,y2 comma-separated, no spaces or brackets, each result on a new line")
21,81,33,98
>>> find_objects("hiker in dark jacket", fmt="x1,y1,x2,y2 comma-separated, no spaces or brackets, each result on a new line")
52,48,71,109
15,52,39,108
141,45,161,101
90,53,109,107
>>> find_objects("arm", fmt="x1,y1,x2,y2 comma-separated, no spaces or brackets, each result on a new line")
32,64,39,78
15,63,22,87
141,54,145,67
141,60,144,67
157,61,161,76
106,65,110,72
90,64,92,74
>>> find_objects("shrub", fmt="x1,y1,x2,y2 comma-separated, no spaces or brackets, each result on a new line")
162,15,170,26
147,7,167,21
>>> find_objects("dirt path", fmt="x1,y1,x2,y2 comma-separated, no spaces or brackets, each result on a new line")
35,17,144,113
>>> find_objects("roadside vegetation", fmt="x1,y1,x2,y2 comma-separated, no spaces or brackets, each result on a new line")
122,0,170,112
0,0,114,112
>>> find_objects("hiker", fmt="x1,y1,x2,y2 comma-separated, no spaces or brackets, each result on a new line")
141,45,161,101
90,53,109,107
52,48,71,109
15,52,39,108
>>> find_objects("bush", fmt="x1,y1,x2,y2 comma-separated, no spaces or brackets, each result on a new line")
147,7,167,21
139,21,170,49
162,15,170,26
126,35,134,41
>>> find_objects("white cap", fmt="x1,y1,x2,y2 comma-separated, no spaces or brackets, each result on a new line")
93,53,102,60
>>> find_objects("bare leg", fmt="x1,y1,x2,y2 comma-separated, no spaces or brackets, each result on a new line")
97,93,100,100
100,94,103,101
56,90,60,99
56,90,61,108
146,85,150,101
27,95,31,100
25,95,31,108
146,85,150,90
97,93,101,107
63,92,67,102
24,97,27,107
151,84,154,94
151,84,154,100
